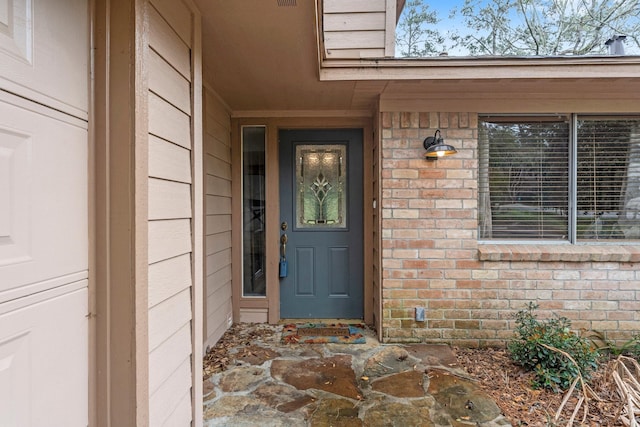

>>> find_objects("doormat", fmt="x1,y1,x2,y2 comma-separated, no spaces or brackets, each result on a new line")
281,323,367,344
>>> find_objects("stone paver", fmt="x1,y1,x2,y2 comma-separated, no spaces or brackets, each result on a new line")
204,324,512,427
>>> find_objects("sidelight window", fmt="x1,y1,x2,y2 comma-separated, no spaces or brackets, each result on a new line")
242,126,266,297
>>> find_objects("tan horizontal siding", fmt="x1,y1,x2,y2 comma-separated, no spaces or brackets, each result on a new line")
324,0,385,13
322,0,396,59
324,12,386,31
149,136,192,184
204,131,231,162
149,358,192,426
148,178,192,220
205,154,231,180
205,214,231,235
148,254,192,308
204,87,233,349
206,231,231,256
148,219,192,264
207,282,232,314
148,324,191,394
324,30,386,50
206,175,231,197
206,264,232,297
205,195,231,216
149,5,190,80
148,289,192,351
147,2,197,426
206,297,232,345
160,391,192,426
150,0,192,47
149,49,191,115
149,92,191,149
325,48,386,58
206,248,231,276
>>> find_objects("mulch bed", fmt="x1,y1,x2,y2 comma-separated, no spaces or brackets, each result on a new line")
454,347,633,426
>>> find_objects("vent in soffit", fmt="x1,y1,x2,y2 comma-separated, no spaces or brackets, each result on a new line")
277,0,296,6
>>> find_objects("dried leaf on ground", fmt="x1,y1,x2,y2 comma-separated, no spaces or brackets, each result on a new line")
455,347,639,426
203,323,276,379
203,324,638,426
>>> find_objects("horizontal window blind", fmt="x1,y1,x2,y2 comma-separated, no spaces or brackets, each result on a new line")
576,118,640,241
479,115,640,242
479,117,570,240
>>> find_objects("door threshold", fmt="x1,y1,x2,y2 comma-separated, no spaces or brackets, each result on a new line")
279,318,365,324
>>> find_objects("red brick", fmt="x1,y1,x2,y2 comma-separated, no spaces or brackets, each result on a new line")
419,112,431,128
444,310,471,319
455,300,482,309
388,270,418,279
459,113,469,127
382,299,403,309
438,112,449,128
468,330,496,339
402,259,429,269
383,139,411,149
428,320,454,329
456,280,482,289
416,289,444,299
387,289,417,299
390,308,413,318
382,112,393,128
399,112,416,128
481,320,508,329
379,110,640,347
429,300,455,309
417,270,445,279
413,329,443,339
401,280,429,289
444,270,471,281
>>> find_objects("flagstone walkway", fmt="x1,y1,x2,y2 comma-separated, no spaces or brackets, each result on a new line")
203,324,512,426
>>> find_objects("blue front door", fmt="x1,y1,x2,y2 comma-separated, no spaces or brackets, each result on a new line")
279,129,363,318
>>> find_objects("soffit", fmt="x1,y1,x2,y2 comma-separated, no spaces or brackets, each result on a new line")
194,0,378,114
194,0,640,115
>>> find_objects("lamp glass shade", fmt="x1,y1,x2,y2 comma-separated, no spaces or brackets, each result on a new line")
424,143,457,158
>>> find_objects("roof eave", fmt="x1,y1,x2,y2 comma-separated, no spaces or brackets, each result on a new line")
319,55,640,81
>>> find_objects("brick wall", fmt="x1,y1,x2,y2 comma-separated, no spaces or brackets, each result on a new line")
380,111,640,346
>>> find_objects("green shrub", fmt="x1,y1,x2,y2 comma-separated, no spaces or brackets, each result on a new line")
621,334,640,360
508,303,600,392
590,331,640,359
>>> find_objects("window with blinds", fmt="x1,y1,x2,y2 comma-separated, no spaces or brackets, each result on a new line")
577,118,640,241
479,115,640,242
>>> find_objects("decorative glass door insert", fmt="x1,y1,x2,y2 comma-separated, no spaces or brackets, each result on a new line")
295,144,346,228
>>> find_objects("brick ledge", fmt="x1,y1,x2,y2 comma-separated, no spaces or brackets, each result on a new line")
478,244,640,262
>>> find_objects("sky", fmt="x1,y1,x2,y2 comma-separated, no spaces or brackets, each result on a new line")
397,0,640,56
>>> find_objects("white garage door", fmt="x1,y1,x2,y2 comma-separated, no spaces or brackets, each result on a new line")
0,0,89,426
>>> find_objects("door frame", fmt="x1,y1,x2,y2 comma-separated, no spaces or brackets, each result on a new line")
231,116,375,325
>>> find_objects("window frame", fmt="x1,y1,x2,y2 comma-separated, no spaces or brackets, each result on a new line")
478,113,640,245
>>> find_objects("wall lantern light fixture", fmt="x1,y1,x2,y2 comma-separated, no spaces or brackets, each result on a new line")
423,129,457,160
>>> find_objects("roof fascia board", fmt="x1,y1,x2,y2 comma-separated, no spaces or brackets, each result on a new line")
319,57,640,81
